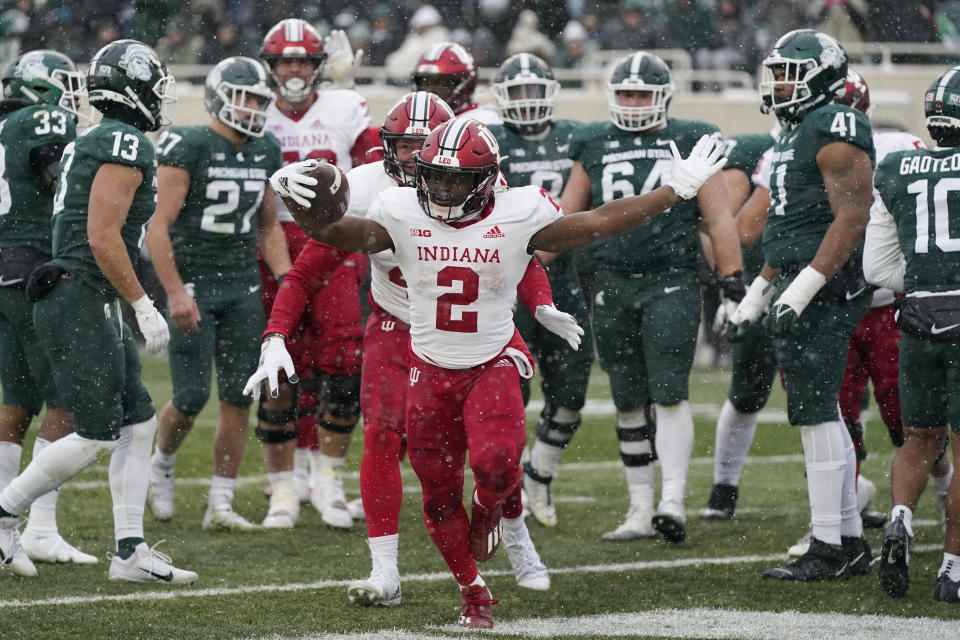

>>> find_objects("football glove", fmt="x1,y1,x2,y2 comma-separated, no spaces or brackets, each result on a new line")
666,133,727,200
725,275,775,342
243,336,299,401
269,160,320,209
713,270,746,333
324,30,363,89
131,295,170,355
766,266,827,336
534,304,584,351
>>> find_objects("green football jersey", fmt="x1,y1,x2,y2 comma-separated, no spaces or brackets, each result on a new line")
158,126,282,280
762,105,874,269
724,132,775,279
875,147,960,293
0,103,76,252
51,118,157,298
569,118,720,273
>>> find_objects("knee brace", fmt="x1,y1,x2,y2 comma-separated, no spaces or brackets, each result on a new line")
617,408,657,467
321,372,361,425
535,404,582,449
257,404,298,425
255,426,299,443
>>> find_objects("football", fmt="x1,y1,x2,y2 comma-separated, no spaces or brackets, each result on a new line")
280,161,350,234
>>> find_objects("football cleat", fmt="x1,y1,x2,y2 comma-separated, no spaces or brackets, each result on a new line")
469,493,502,562
699,483,738,520
502,520,550,591
346,498,365,520
934,573,960,603
762,537,850,581
202,505,258,532
107,540,197,585
262,479,300,529
20,531,98,565
521,461,557,527
787,530,811,558
652,501,687,544
861,509,888,529
878,513,911,598
311,467,353,529
458,583,498,629
841,535,873,576
347,568,402,607
0,517,37,577
147,460,175,521
602,505,656,541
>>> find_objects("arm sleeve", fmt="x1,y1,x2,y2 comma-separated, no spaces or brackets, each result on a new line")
863,195,905,292
516,256,554,313
350,126,382,167
264,240,352,337
28,141,68,193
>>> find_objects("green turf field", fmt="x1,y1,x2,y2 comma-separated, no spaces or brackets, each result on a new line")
2,354,957,640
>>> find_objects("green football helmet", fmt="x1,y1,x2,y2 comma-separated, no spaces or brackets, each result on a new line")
87,39,176,132
204,56,274,137
760,29,848,123
492,53,559,136
1,49,85,121
606,52,673,132
925,65,960,144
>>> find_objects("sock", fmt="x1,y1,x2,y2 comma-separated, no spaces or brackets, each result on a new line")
151,450,176,472
934,462,953,500
839,425,862,538
856,474,876,513
313,451,346,475
24,438,60,537
368,533,399,573
617,409,655,511
293,447,310,491
712,399,757,486
530,441,564,479
800,421,847,546
117,536,144,559
208,475,236,510
939,553,960,580
360,425,403,538
891,504,914,537
460,573,485,590
110,417,156,542
624,465,654,511
267,470,293,486
654,401,694,509
530,407,579,478
0,441,22,492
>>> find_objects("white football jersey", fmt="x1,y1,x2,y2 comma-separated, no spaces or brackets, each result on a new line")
266,89,372,222
345,161,412,323
368,185,562,369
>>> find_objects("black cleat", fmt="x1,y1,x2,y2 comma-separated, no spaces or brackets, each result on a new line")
699,483,738,520
878,513,911,598
842,535,873,576
934,573,960,603
861,509,888,529
762,537,850,581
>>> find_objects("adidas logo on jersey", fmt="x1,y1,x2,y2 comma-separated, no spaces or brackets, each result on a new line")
494,358,512,368
482,226,505,239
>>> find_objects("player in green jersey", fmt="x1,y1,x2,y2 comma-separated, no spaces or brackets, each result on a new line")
0,39,195,583
725,30,875,582
488,53,594,528
559,51,743,544
0,49,98,574
864,65,960,603
144,57,290,532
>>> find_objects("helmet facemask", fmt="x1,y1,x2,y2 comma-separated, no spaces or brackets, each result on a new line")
215,81,274,136
759,56,824,121
267,55,325,102
415,161,498,222
607,83,671,132
493,77,559,135
381,131,426,186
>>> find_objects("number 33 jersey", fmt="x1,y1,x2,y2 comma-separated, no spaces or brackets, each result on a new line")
368,185,562,369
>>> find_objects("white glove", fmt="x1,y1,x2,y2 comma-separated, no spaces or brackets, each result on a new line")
269,160,320,209
324,29,363,89
768,266,828,335
666,133,728,200
534,304,584,351
713,298,739,334
243,336,299,401
131,294,169,355
729,275,775,327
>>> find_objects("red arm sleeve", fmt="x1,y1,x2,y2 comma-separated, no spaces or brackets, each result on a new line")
264,240,351,338
350,126,383,167
516,257,554,314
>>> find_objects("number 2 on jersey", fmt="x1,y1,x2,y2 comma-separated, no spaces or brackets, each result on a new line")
436,266,478,333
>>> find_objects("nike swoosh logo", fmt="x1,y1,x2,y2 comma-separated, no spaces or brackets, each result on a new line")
663,286,681,294
776,306,794,320
556,144,569,153
0,276,24,286
845,286,867,300
931,323,960,335
248,285,261,293
141,567,173,582
254,154,267,162
849,551,866,565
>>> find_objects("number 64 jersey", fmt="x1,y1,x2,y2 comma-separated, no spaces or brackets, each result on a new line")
367,185,562,369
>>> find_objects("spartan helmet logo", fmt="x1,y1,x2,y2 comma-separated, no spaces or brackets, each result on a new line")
815,33,846,69
18,51,48,82
119,44,156,81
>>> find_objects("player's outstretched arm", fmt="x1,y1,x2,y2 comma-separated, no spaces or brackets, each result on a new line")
257,184,293,279
530,134,727,253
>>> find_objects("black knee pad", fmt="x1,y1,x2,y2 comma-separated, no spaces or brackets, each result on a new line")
616,422,657,466
257,403,298,425
255,426,299,443
321,372,361,423
535,405,581,449
319,418,356,435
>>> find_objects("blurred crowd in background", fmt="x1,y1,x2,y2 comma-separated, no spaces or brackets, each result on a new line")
1,0,959,79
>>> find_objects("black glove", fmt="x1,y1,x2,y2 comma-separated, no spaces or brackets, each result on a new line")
719,270,746,303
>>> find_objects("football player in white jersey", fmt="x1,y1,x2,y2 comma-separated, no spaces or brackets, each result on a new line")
267,117,725,628
254,19,380,529
411,42,503,126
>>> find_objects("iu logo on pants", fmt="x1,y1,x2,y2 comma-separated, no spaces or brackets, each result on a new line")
409,366,421,384
381,320,395,332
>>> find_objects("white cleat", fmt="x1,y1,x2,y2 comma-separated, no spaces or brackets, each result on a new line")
602,505,656,541
521,462,557,527
202,505,258,532
147,460,175,521
346,498,365,520
20,531,98,565
0,517,37,577
503,521,550,591
108,540,197,585
312,468,353,529
262,479,300,529
347,569,402,606
787,530,812,558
